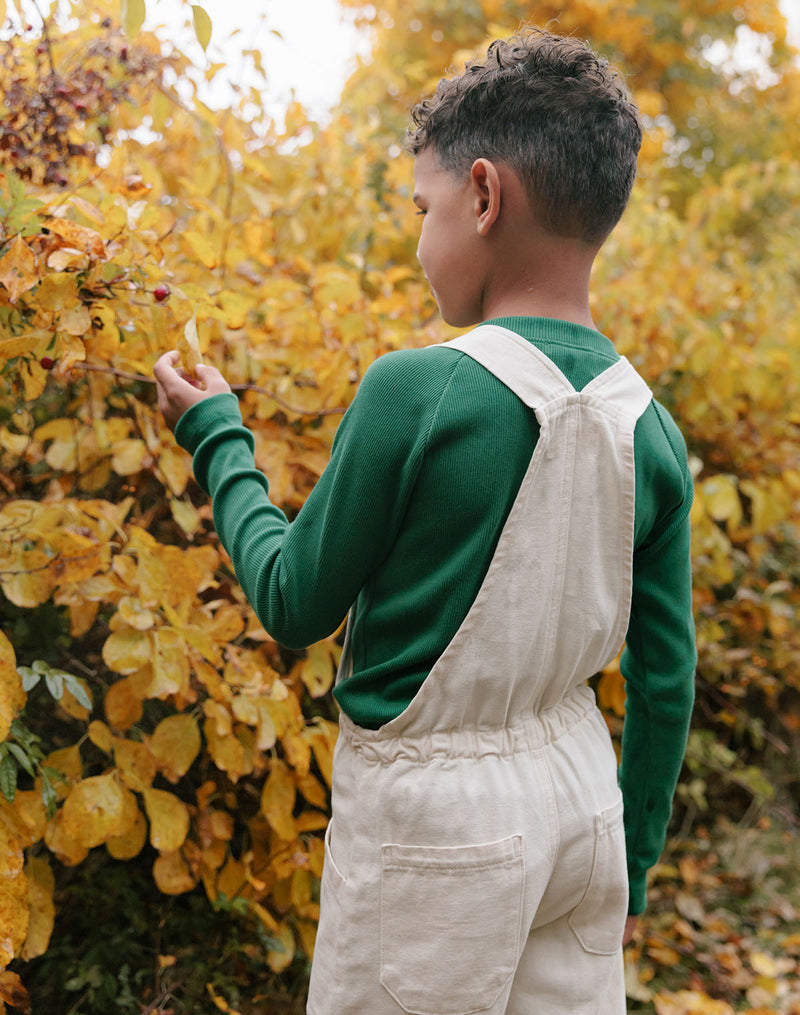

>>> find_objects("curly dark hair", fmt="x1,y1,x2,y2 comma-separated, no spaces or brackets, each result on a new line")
405,27,642,244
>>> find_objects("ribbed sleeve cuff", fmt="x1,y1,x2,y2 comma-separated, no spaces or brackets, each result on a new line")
173,393,242,455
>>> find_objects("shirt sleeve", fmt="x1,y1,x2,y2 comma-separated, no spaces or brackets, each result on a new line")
619,502,697,914
173,355,434,649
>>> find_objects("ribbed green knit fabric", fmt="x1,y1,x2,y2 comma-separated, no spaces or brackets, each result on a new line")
175,316,696,914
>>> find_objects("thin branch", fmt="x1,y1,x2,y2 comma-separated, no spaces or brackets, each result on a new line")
68,361,348,416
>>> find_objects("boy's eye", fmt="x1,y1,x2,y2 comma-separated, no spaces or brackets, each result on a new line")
416,209,426,216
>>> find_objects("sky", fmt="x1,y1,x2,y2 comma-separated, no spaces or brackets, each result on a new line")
144,0,372,122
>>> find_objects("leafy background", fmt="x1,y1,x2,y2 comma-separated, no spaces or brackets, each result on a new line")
0,0,798,1012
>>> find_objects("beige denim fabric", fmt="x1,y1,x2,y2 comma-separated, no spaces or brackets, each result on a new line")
307,325,652,1015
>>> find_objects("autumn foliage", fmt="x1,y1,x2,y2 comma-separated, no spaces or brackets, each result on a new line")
0,0,799,1012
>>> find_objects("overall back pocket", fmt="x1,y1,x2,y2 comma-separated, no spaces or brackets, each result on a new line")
567,796,628,955
380,834,523,1015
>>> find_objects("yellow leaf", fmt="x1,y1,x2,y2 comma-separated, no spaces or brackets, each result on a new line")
42,744,83,797
290,867,311,911
154,846,200,894
260,758,297,842
106,803,147,860
283,728,311,776
0,632,25,742
296,917,317,960
256,700,277,751
117,596,157,631
34,271,80,312
597,668,627,717
68,195,105,226
0,971,31,1010
143,787,190,853
296,771,328,810
249,899,280,932
44,809,89,866
45,219,106,259
654,990,735,1015
701,475,741,528
305,719,338,786
104,676,144,731
178,311,204,376
122,0,145,37
299,642,335,698
231,694,258,725
215,853,257,905
149,714,201,783
182,230,217,269
0,825,28,963
21,855,55,960
205,722,252,782
295,811,328,833
749,951,779,977
206,982,241,1014
59,304,92,336
61,773,128,849
111,439,148,477
114,738,157,792
267,920,296,973
0,331,50,362
10,790,47,847
103,628,153,675
219,290,249,329
192,4,213,51
171,496,202,536
0,235,39,303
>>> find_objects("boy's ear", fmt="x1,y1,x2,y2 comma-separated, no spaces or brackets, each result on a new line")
470,158,502,236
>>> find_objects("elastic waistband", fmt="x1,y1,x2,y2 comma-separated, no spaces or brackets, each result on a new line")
337,684,598,765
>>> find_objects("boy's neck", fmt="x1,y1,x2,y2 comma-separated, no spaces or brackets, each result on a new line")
481,292,596,331
476,177,601,331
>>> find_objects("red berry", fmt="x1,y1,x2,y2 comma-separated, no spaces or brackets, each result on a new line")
153,284,170,303
36,44,46,55
75,102,86,113
40,356,55,370
120,46,128,61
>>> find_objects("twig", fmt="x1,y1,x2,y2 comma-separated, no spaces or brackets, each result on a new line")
68,361,348,416
29,0,56,78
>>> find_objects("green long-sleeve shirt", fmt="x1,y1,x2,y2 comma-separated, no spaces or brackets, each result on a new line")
175,316,696,914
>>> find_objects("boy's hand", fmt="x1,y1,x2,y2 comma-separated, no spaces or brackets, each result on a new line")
622,915,638,946
153,350,232,432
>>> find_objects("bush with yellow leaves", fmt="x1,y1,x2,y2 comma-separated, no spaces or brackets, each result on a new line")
1,0,800,1012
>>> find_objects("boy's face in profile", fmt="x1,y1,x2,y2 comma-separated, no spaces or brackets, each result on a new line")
413,148,487,329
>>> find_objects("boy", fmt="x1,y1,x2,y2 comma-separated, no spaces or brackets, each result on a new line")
154,27,696,1015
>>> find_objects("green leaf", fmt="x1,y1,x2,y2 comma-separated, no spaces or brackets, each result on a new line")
0,753,17,802
18,666,40,691
191,4,212,52
7,171,24,204
122,0,146,38
44,671,64,700
40,770,57,818
7,742,35,777
63,674,92,710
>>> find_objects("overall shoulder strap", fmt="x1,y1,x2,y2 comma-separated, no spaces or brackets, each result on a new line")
444,325,574,407
581,355,652,422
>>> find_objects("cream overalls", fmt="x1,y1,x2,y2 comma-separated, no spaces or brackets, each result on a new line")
306,325,652,1015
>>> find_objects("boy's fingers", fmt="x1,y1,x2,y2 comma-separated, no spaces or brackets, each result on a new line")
194,363,232,395
152,350,182,388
